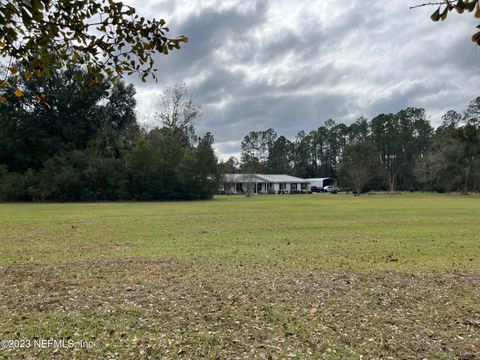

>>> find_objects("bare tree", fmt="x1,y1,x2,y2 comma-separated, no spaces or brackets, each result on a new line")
339,142,383,195
414,151,446,190
243,173,257,197
241,159,260,197
155,82,201,144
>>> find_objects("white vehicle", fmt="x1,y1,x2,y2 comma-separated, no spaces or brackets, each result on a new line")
323,185,338,193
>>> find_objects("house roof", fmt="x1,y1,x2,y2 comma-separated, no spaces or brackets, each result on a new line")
255,174,310,183
223,174,248,182
305,177,336,181
223,174,310,183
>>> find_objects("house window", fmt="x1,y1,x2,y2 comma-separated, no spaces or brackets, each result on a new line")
291,183,297,191
301,183,307,190
279,183,285,191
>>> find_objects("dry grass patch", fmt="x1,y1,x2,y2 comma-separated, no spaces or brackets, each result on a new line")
1,257,479,359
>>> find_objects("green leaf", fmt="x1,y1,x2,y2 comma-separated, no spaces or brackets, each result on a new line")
440,7,449,21
466,1,477,12
31,0,44,12
431,7,441,21
473,31,480,45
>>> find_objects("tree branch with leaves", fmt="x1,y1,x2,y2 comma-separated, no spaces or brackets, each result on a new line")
0,0,188,102
412,0,480,45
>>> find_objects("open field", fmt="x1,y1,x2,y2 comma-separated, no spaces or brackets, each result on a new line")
0,194,479,359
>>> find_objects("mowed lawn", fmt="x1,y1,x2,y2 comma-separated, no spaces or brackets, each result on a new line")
0,194,479,359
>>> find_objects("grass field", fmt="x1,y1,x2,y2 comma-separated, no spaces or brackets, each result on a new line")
0,194,479,359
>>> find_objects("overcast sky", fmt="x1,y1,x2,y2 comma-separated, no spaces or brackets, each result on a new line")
126,0,479,158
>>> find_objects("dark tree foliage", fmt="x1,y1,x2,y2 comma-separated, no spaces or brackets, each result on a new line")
267,136,293,174
240,129,276,168
0,72,219,201
238,98,480,193
0,66,139,172
185,133,221,199
127,128,218,201
417,97,480,193
339,142,383,194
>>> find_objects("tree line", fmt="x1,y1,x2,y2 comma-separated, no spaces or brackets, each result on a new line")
0,68,219,201
1,66,478,201
222,98,480,194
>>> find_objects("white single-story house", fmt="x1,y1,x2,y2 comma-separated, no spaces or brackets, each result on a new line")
220,174,311,194
306,177,337,192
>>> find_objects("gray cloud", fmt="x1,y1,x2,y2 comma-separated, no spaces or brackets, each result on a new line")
126,0,480,158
